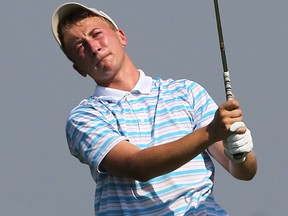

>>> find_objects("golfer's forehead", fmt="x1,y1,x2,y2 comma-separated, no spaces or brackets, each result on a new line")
64,17,109,44
69,16,108,34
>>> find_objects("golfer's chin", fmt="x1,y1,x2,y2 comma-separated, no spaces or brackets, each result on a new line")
91,70,117,86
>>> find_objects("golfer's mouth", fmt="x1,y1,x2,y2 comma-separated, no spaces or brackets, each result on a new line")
96,54,110,67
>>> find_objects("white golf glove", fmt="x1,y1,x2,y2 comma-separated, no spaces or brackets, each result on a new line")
224,122,253,163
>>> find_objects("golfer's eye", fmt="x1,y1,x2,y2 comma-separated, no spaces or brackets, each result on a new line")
92,31,102,38
76,43,84,54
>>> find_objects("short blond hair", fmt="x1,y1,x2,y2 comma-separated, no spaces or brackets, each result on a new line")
57,8,117,59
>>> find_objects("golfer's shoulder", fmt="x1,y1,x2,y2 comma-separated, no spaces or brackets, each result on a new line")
156,77,198,90
67,96,106,119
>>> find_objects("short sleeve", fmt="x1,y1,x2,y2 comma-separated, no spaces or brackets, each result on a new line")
65,100,127,180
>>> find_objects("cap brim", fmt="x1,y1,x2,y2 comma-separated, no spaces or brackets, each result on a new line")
51,2,118,47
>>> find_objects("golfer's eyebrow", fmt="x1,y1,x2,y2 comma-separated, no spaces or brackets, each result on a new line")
72,28,101,47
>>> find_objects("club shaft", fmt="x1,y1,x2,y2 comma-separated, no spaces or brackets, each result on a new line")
213,0,233,101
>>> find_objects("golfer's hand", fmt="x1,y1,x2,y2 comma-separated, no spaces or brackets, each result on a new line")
207,99,244,142
224,122,254,163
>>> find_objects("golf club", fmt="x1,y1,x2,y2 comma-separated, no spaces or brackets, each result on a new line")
213,0,243,160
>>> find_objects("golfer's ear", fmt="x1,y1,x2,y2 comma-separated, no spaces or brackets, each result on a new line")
73,63,87,77
117,29,128,46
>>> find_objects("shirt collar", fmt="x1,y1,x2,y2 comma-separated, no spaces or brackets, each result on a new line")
93,70,153,101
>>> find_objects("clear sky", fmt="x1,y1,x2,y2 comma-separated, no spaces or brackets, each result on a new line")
1,0,287,215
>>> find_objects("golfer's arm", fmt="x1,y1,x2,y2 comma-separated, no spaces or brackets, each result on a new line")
100,126,213,182
228,151,257,180
208,141,257,180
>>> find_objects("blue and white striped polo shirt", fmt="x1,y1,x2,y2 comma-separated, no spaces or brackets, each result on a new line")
66,70,228,215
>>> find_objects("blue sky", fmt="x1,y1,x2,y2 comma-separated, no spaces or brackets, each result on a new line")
1,0,287,215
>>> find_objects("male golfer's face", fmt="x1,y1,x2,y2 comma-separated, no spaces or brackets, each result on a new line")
63,16,127,85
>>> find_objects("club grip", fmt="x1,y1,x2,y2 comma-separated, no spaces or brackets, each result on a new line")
223,71,233,101
224,71,244,160
233,153,244,160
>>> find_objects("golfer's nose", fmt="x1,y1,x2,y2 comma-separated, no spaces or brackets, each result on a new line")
87,39,101,56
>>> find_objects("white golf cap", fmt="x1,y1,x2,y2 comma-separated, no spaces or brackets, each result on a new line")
51,2,118,48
